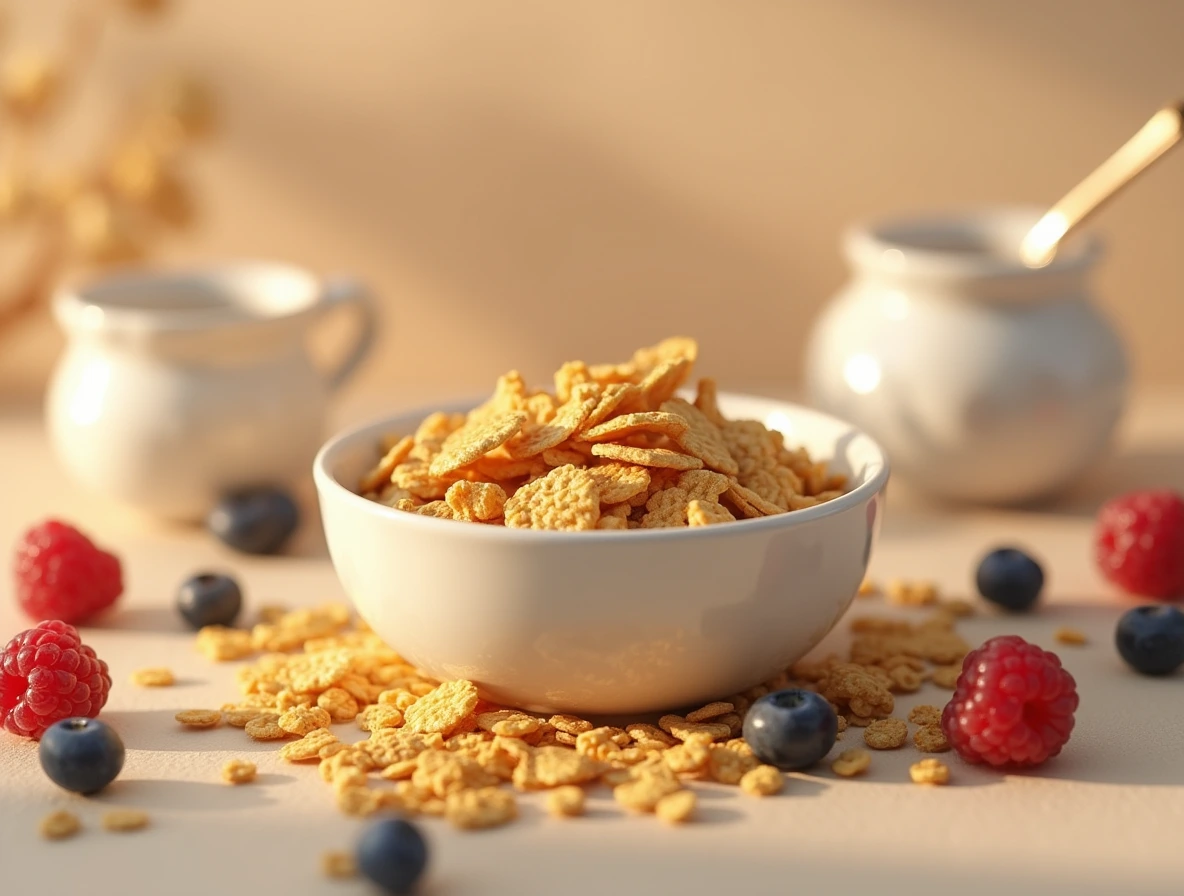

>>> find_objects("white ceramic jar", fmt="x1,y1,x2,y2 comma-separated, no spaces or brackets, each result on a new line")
805,207,1128,505
46,262,375,521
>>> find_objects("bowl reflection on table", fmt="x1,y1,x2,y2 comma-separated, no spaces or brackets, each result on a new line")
312,393,889,716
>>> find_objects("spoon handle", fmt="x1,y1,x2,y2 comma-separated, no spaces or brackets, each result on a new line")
1021,101,1184,267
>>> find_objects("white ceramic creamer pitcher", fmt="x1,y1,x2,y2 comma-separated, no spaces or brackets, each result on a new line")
47,262,375,520
805,207,1128,505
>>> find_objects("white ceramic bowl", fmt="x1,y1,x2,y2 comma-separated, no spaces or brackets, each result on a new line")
313,393,889,716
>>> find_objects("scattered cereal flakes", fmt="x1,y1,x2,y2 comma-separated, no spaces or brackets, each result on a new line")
686,701,734,723
863,718,908,749
940,598,976,617
476,710,541,738
321,851,357,879
195,625,254,661
513,746,606,790
39,810,80,840
224,709,273,728
614,765,682,813
908,704,942,727
640,486,691,528
1054,626,1088,646
175,709,221,729
887,664,924,693
411,500,455,520
337,786,384,817
359,434,415,494
739,765,784,797
909,758,950,785
886,579,939,606
222,759,257,784
429,411,529,477
402,679,479,737
278,705,333,736
445,786,518,829
583,383,642,429
687,499,736,527
725,482,784,518
831,748,871,777
625,723,677,747
245,716,290,741
504,464,602,531
575,727,622,762
414,750,498,797
281,728,339,762
130,667,174,687
707,744,753,784
356,704,405,732
585,462,651,504
579,410,689,444
835,714,848,734
102,809,150,832
545,785,586,818
590,442,704,471
654,789,697,824
914,725,950,753
931,665,962,689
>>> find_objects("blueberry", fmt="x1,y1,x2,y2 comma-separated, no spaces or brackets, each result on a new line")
176,572,243,629
975,547,1044,611
207,487,300,555
1115,605,1184,676
356,818,429,894
742,688,838,770
39,717,125,795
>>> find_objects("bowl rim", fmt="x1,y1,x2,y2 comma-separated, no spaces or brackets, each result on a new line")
313,391,890,542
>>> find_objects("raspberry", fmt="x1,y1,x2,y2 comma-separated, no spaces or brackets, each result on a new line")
941,635,1078,767
0,620,112,739
14,520,123,624
1094,490,1184,600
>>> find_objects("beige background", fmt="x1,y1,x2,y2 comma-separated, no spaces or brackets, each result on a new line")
3,0,1184,407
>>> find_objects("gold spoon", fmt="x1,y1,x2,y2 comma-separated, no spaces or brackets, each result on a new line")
1020,100,1184,268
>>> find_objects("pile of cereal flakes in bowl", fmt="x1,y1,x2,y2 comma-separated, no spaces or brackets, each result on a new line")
356,337,848,530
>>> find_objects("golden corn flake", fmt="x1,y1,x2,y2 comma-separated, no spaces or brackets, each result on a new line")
130,667,174,687
931,665,963,689
102,809,150,832
590,442,703,471
739,764,784,797
654,789,697,824
909,758,951,785
445,481,508,522
614,766,682,812
686,701,734,723
831,748,871,777
585,462,651,504
222,759,257,784
908,704,942,727
175,709,221,729
445,786,518,829
662,398,739,476
505,385,598,459
504,465,601,531
429,411,528,478
39,810,81,840
545,785,586,818
914,725,950,753
278,705,332,736
245,716,291,741
1054,626,1088,646
402,679,479,736
195,626,254,662
281,728,339,762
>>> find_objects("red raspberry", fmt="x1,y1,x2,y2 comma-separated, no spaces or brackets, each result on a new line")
941,635,1078,767
1094,490,1184,600
0,620,112,739
14,520,123,624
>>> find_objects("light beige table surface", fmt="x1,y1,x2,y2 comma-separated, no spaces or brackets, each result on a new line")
2,391,1182,896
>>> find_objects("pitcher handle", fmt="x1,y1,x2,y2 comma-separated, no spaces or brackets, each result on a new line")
316,276,377,392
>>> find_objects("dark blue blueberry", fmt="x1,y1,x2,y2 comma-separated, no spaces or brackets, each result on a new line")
742,688,838,771
39,717,125,795
975,547,1045,612
356,818,429,895
1115,605,1184,676
176,572,242,630
207,487,300,555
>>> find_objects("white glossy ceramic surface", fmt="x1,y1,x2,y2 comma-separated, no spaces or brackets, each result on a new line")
314,394,889,716
805,206,1128,505
47,262,375,521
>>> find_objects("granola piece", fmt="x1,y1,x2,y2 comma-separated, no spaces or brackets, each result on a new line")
590,443,704,471
429,411,528,478
221,759,257,784
504,465,601,531
402,679,479,737
863,718,908,749
909,758,950,785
